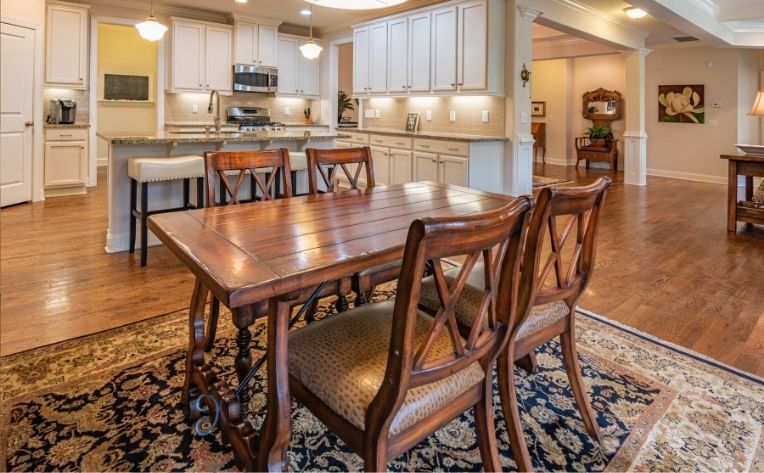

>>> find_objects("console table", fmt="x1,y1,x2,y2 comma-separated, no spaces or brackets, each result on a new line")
721,153,764,232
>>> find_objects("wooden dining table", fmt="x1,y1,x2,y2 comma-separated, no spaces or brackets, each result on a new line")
147,181,516,471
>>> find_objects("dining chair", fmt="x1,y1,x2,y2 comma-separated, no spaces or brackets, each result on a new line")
287,196,533,471
306,146,400,308
418,176,612,471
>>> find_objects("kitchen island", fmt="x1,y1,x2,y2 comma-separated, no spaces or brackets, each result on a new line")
99,130,343,253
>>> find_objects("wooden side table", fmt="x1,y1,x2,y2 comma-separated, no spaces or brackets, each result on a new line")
720,153,764,232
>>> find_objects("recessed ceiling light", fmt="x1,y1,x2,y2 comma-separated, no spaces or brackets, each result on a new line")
304,0,406,10
624,7,647,19
235,0,247,3
300,8,312,15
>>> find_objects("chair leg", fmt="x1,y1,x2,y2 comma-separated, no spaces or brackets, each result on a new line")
516,351,538,373
129,179,137,254
498,351,534,472
140,182,149,268
474,375,501,472
560,328,602,443
205,297,220,352
362,438,388,472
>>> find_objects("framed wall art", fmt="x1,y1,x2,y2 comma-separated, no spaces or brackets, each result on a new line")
531,101,546,117
658,85,704,124
405,113,420,132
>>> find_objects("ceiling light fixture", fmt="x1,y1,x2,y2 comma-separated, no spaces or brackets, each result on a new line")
135,0,167,41
299,3,322,59
624,7,647,19
304,0,406,10
300,8,312,15
235,0,248,3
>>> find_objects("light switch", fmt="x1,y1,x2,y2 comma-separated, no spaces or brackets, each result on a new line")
481,111,489,122
192,104,198,114
426,110,432,121
364,109,375,118
449,111,456,122
375,109,381,118
520,112,529,124
284,107,291,116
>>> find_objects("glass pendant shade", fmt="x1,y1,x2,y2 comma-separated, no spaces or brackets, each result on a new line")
300,40,323,59
305,0,406,9
136,16,167,41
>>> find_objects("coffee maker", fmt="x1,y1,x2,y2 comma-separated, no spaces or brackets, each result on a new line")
48,99,77,124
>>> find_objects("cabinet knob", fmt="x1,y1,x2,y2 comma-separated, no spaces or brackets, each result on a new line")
458,83,463,86
451,83,455,87
431,159,436,163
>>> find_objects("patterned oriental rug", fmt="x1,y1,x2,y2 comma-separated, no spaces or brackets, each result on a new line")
532,176,573,189
1,288,762,472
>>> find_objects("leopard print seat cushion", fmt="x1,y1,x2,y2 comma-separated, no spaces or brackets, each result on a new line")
419,263,571,338
288,300,485,436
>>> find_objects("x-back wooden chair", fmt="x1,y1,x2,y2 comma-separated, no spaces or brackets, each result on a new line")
287,197,533,471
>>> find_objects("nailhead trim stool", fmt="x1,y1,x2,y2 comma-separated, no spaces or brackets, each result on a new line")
128,155,205,267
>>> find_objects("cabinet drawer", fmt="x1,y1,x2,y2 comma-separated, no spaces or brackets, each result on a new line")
369,134,412,149
342,132,370,145
413,139,469,157
46,128,88,141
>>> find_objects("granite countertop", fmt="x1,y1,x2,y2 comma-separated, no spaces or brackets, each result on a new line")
97,130,346,145
45,123,90,129
338,127,507,142
165,122,330,128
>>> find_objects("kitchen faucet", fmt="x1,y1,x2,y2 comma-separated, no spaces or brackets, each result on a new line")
208,89,221,133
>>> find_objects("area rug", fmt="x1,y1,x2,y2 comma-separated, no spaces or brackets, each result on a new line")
1,288,762,472
532,175,573,189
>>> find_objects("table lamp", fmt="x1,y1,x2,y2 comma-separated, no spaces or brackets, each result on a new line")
736,91,764,158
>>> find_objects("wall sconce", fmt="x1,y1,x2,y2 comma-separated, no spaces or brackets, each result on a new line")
521,63,531,88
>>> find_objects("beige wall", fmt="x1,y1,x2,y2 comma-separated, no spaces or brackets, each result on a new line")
165,92,321,125
1,0,44,23
337,42,357,122
361,96,505,136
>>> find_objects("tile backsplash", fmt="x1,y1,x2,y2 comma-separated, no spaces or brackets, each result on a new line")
43,88,90,123
361,96,505,136
165,92,321,124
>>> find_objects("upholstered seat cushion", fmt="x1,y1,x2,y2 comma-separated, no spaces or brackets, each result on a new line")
356,259,402,278
288,300,485,435
419,263,571,338
128,155,204,182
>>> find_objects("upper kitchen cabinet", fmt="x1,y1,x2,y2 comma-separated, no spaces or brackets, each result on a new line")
45,2,90,89
233,16,280,67
457,0,487,90
431,6,457,92
353,21,387,95
168,18,233,95
276,34,320,98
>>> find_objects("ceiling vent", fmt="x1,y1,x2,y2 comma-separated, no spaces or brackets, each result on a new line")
673,36,699,42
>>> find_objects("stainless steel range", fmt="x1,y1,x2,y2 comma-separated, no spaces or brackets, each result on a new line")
226,106,284,132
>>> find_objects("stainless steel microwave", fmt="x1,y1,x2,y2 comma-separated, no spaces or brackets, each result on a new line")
233,64,277,93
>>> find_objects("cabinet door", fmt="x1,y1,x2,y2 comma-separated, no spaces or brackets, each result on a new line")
258,25,278,67
371,146,390,186
205,26,233,92
387,18,408,93
172,21,205,90
408,12,431,92
431,6,457,91
458,1,487,90
368,22,388,93
44,141,86,187
277,36,298,95
352,27,369,94
235,22,256,65
439,154,468,187
300,54,320,97
414,152,439,182
46,4,88,87
389,149,413,184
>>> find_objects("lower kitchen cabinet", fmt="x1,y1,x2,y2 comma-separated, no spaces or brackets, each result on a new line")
44,128,88,196
414,151,468,186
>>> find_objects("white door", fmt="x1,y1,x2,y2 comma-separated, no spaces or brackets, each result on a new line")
352,27,369,94
1,23,34,206
368,22,388,93
277,36,298,95
408,12,431,92
389,149,412,184
439,154,468,186
45,4,87,87
458,1,487,90
371,146,390,185
258,25,278,67
44,141,86,187
414,152,439,182
431,6,457,91
387,18,408,93
235,22,256,65
172,21,204,90
205,26,233,92
300,55,320,96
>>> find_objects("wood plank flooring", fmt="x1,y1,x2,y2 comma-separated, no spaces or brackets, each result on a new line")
2,165,762,376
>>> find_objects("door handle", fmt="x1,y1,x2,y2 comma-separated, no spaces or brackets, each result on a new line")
25,121,34,127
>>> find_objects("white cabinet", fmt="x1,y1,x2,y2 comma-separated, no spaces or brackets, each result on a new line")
371,147,390,186
353,22,387,95
408,12,431,92
439,155,468,186
414,143,469,187
387,18,408,93
169,18,232,94
457,1,487,90
45,2,89,88
352,28,370,94
414,152,439,182
277,34,320,97
44,128,88,196
234,20,279,67
390,149,413,184
431,6,457,91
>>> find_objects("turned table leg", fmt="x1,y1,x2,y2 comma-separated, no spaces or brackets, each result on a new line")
183,279,209,419
233,306,257,416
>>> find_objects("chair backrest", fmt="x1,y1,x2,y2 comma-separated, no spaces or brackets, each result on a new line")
305,147,375,194
204,149,292,207
513,177,611,333
367,196,533,434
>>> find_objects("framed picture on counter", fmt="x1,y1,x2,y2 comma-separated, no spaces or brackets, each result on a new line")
405,113,420,132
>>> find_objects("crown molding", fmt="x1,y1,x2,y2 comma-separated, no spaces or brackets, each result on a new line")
87,0,230,23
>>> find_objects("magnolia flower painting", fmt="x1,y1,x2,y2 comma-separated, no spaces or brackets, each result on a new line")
658,84,705,123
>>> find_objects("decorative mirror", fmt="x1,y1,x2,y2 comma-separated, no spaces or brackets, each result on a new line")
582,88,622,126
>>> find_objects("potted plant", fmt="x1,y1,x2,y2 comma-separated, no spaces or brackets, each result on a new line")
337,90,355,123
586,125,612,147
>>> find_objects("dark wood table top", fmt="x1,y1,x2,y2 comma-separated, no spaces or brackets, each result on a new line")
148,182,515,308
721,152,764,162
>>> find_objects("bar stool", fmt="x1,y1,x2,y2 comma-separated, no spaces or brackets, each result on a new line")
290,151,308,196
128,155,205,267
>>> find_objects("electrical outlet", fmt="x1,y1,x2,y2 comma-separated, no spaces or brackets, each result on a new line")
375,109,381,118
426,110,432,121
481,111,489,122
449,111,456,122
192,104,198,114
364,109,375,118
284,107,291,116
520,112,529,124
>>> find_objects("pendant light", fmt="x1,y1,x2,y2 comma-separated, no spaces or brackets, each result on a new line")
299,4,322,59
136,0,167,42
305,0,406,9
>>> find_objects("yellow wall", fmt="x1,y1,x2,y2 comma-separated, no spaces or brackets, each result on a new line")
96,23,157,161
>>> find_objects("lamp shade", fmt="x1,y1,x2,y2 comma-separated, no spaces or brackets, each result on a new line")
749,91,764,116
300,40,323,59
304,0,406,9
135,16,167,41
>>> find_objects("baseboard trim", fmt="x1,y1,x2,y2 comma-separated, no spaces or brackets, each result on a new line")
646,168,725,185
536,157,573,166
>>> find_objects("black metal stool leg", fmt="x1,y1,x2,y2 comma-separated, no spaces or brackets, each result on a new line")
219,175,227,205
275,168,282,198
197,177,204,208
183,178,190,208
140,182,149,267
129,178,137,254
291,170,298,196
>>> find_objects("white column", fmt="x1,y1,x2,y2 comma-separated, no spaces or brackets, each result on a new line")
503,3,540,196
623,48,651,186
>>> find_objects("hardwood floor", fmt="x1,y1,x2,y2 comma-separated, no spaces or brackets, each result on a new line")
2,165,763,376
